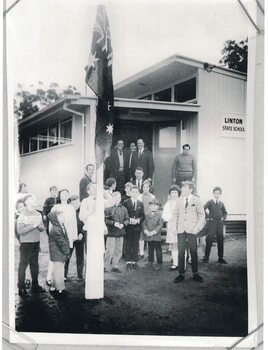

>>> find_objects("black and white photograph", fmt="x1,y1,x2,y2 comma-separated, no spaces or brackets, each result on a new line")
3,0,264,348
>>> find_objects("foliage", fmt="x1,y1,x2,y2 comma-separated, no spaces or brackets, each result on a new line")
14,82,81,119
219,38,248,73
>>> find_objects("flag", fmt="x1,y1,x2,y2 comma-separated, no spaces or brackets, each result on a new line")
85,5,114,169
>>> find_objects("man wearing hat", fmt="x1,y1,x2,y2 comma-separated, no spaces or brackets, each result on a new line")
142,198,163,271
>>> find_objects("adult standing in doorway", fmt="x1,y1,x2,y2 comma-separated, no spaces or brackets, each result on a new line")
172,144,196,188
79,164,95,201
132,139,154,182
108,140,130,194
127,142,137,181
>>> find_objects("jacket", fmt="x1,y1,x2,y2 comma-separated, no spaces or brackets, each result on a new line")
142,211,163,242
175,196,205,235
79,174,92,201
105,204,129,237
131,148,154,180
123,198,145,234
42,197,58,217
108,149,130,178
48,211,70,262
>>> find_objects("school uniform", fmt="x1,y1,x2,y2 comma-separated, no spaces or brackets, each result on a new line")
204,199,227,260
123,198,145,263
143,210,163,263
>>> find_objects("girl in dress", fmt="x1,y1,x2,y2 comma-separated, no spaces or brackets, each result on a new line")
162,185,181,271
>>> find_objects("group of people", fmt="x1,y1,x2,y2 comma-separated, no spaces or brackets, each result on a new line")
15,141,228,299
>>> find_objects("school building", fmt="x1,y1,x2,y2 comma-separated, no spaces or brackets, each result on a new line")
18,54,247,231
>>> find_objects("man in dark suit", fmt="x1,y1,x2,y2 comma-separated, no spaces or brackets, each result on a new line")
131,139,154,182
132,167,146,192
108,140,130,194
79,164,95,201
127,141,137,181
123,186,145,270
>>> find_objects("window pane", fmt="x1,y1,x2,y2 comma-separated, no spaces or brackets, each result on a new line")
139,95,152,100
30,134,38,152
22,136,29,154
174,78,196,102
38,129,48,150
49,124,59,147
154,88,171,102
60,119,72,144
159,126,177,148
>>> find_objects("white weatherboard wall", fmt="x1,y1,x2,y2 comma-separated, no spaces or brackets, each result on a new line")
197,69,247,217
19,114,84,207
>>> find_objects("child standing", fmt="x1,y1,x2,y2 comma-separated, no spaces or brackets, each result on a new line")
143,198,163,271
48,210,70,298
17,194,45,296
162,185,181,271
138,181,155,258
203,187,228,264
104,192,129,273
121,182,133,203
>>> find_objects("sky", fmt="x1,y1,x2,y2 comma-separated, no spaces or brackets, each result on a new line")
6,0,250,95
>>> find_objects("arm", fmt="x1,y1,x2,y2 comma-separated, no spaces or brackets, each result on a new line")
79,178,87,200
203,201,210,218
147,152,154,180
172,156,178,180
192,156,197,179
152,217,164,235
52,230,70,256
104,208,114,227
42,199,50,217
17,214,40,235
137,203,145,223
222,203,227,220
193,199,206,234
79,199,95,223
123,209,130,227
162,202,171,222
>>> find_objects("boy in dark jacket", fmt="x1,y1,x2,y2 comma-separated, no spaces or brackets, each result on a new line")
104,192,129,273
43,186,58,235
48,210,70,297
143,198,163,270
203,186,228,264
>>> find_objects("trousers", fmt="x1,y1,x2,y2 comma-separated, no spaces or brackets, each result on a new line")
104,236,124,268
18,242,40,289
64,240,85,278
205,220,224,259
52,261,65,291
178,232,198,275
175,174,193,188
148,241,162,263
125,230,140,262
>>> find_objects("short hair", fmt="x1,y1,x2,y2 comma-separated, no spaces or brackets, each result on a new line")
23,194,33,206
131,185,140,192
142,181,150,188
18,183,26,193
112,191,121,197
213,186,222,194
105,178,116,188
169,185,181,195
117,140,124,144
182,144,191,150
124,182,134,188
70,195,79,202
181,181,195,192
135,167,144,173
49,186,57,192
15,199,24,209
86,163,95,170
86,182,96,191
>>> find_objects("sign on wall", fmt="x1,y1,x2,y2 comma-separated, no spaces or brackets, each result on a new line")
221,113,246,138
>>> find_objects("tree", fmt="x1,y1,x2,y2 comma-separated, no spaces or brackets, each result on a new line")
219,38,248,73
14,82,81,119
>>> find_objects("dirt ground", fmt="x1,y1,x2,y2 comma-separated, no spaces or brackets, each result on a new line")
15,233,248,336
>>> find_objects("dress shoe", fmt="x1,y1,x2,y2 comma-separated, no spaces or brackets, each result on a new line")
193,273,203,282
202,257,209,263
138,254,144,260
46,280,52,287
169,265,178,271
25,279,31,289
31,285,46,293
126,263,132,271
174,274,185,283
18,288,28,297
112,267,122,273
218,258,227,264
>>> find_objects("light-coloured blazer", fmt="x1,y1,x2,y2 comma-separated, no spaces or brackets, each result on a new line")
175,196,205,235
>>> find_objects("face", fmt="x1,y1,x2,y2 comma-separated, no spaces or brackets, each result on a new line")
149,203,158,212
143,184,150,193
125,186,131,194
50,188,58,198
17,202,25,213
137,139,144,149
57,212,65,225
130,188,139,199
86,165,95,177
117,140,124,150
181,185,192,197
183,146,190,155
213,190,221,201
89,184,97,197
60,190,69,202
25,196,37,208
170,190,179,198
114,194,121,205
21,185,27,193
130,143,136,152
71,198,80,210
135,170,143,180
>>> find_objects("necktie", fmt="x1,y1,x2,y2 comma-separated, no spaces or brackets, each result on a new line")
138,150,141,159
119,150,122,156
139,180,141,190
185,197,188,209
133,201,136,210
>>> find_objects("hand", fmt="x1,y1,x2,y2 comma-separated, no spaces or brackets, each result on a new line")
136,218,140,224
37,223,44,231
114,222,120,229
144,229,149,235
192,176,195,182
77,233,83,240
151,230,156,235
118,223,124,230
172,178,176,183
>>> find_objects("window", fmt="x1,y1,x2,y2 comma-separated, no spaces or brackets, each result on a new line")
159,126,177,148
139,94,152,100
154,88,171,102
60,119,72,144
174,78,196,103
19,117,72,155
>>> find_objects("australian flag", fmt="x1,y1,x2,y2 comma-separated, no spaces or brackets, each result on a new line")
85,5,114,169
